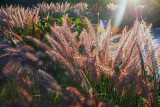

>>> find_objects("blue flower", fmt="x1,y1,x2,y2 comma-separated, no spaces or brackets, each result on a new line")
102,20,107,28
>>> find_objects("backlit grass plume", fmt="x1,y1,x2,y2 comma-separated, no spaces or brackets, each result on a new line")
0,5,39,30
36,2,88,16
0,42,62,97
36,2,71,14
26,15,160,106
0,3,160,105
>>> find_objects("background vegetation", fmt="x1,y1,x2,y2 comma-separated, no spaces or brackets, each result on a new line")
1,0,160,28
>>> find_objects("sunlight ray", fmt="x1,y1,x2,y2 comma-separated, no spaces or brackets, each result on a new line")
113,0,128,27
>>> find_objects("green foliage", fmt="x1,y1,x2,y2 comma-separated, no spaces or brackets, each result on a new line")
88,75,144,107
0,81,19,105
72,17,88,34
10,13,87,46
47,62,76,88
30,85,43,102
49,93,63,106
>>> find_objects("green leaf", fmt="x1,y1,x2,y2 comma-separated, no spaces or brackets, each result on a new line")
35,24,42,29
49,14,53,20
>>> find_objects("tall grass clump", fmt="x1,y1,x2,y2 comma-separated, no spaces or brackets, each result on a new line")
26,15,160,106
36,2,88,17
0,5,39,30
0,2,160,106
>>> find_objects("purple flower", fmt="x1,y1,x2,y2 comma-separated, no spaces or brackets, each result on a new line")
90,42,93,46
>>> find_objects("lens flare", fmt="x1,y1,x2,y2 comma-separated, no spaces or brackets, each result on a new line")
113,0,128,27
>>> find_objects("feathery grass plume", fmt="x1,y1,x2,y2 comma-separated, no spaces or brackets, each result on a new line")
116,55,149,97
112,28,129,69
94,63,115,77
82,15,160,105
136,22,159,83
6,31,24,45
18,86,33,104
79,29,92,57
51,27,72,59
62,14,72,34
144,36,158,72
61,15,80,56
122,39,137,69
66,87,85,103
65,87,98,106
45,35,65,56
27,16,160,106
112,21,138,69
114,21,159,106
85,17,97,44
102,21,112,66
72,2,88,12
98,20,111,50
122,22,138,54
36,69,62,94
61,28,79,55
27,36,75,76
27,15,90,92
52,16,81,62
36,2,88,17
78,23,100,80
28,24,89,93
82,17,155,98
0,10,159,105
136,42,146,79
107,2,119,12
0,41,62,96
0,5,39,30
70,2,88,17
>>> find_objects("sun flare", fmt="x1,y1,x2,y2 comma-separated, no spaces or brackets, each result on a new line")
113,0,128,27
